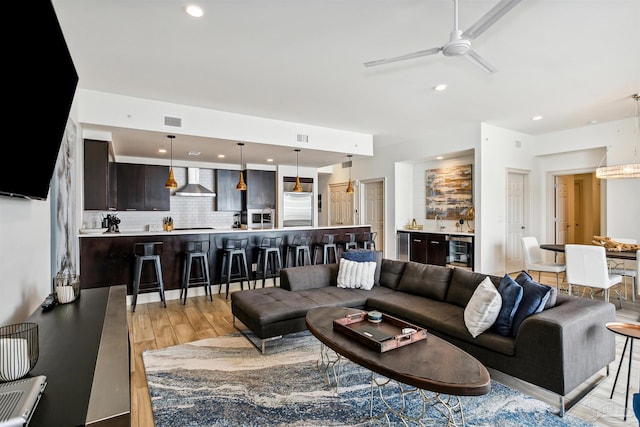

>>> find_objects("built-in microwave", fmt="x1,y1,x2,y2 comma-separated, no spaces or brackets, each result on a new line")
245,209,274,229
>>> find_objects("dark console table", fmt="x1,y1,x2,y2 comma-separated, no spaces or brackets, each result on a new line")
27,285,130,427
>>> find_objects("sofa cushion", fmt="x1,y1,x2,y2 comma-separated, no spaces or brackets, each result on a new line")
492,274,523,336
510,272,552,336
343,249,383,285
279,263,339,291
396,262,453,301
300,285,394,308
378,259,407,290
366,292,515,356
445,268,501,308
231,287,319,324
464,277,502,338
337,258,376,290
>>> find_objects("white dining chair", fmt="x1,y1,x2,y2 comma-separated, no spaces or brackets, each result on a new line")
521,236,566,290
608,238,637,302
565,244,623,308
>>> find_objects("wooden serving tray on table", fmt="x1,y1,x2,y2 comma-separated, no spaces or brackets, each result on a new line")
333,311,427,353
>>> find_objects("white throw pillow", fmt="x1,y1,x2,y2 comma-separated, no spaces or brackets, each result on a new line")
464,277,502,338
337,258,376,290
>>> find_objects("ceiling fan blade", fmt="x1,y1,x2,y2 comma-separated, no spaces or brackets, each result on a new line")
363,47,441,67
465,50,497,73
461,0,523,40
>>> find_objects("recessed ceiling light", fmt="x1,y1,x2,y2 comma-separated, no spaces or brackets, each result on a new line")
188,151,201,156
433,84,448,91
185,5,203,18
158,148,167,154
217,154,225,158
588,120,599,125
267,158,274,163
531,115,543,121
436,156,444,160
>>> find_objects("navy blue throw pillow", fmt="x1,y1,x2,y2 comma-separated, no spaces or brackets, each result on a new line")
342,249,375,263
492,274,523,336
510,271,552,336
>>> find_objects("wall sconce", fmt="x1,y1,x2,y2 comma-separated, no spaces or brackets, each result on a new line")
236,142,247,191
346,154,354,193
165,135,178,189
293,149,303,192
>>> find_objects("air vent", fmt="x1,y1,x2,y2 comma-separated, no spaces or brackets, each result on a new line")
296,134,309,143
342,160,352,168
163,115,183,128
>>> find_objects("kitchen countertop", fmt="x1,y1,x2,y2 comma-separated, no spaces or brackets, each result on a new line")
79,224,370,237
397,228,474,237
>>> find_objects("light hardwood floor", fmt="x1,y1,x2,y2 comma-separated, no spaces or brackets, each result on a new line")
129,274,639,427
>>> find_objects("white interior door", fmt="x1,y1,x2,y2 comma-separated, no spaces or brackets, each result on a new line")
505,171,527,273
362,179,384,252
329,183,353,226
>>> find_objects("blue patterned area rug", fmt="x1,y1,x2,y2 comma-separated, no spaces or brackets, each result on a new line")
143,331,592,427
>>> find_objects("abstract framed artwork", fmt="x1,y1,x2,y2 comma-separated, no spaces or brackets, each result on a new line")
425,164,473,220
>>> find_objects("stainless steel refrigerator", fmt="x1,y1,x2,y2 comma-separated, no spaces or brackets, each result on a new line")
282,192,313,227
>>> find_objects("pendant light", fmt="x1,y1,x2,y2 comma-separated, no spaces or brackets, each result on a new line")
345,154,354,193
236,142,247,190
165,135,178,189
293,149,303,192
595,93,640,179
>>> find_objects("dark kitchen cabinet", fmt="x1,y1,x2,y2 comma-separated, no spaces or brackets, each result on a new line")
144,164,171,211
426,233,447,266
244,169,276,209
117,163,170,211
84,139,116,210
409,233,427,264
215,169,242,211
409,232,447,266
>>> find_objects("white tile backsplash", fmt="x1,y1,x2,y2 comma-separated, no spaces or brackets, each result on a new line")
82,167,238,231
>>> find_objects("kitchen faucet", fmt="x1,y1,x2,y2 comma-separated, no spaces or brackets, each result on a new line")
434,213,445,231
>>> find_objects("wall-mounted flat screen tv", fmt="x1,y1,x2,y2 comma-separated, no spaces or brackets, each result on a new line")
0,0,78,200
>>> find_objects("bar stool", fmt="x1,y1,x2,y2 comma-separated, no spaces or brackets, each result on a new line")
362,231,377,250
131,242,166,312
254,236,283,288
313,234,339,264
285,234,313,267
219,238,250,299
180,240,212,304
340,232,360,252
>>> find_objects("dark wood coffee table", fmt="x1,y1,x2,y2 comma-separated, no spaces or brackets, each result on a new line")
306,306,491,426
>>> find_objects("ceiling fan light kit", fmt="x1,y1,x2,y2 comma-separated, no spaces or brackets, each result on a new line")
364,0,522,73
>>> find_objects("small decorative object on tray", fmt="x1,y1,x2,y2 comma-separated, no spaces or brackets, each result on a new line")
367,311,382,323
333,311,427,353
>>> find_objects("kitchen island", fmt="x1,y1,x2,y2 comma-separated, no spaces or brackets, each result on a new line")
79,225,371,296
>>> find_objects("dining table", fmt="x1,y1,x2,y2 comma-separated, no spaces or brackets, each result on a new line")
540,244,638,261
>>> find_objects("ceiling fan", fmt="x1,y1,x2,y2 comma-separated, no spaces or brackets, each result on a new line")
363,0,522,73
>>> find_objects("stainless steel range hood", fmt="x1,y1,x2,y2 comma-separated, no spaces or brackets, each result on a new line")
175,168,216,197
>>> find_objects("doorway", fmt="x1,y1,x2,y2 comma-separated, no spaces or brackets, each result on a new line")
554,173,600,245
361,179,385,253
505,170,529,273
329,183,353,226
